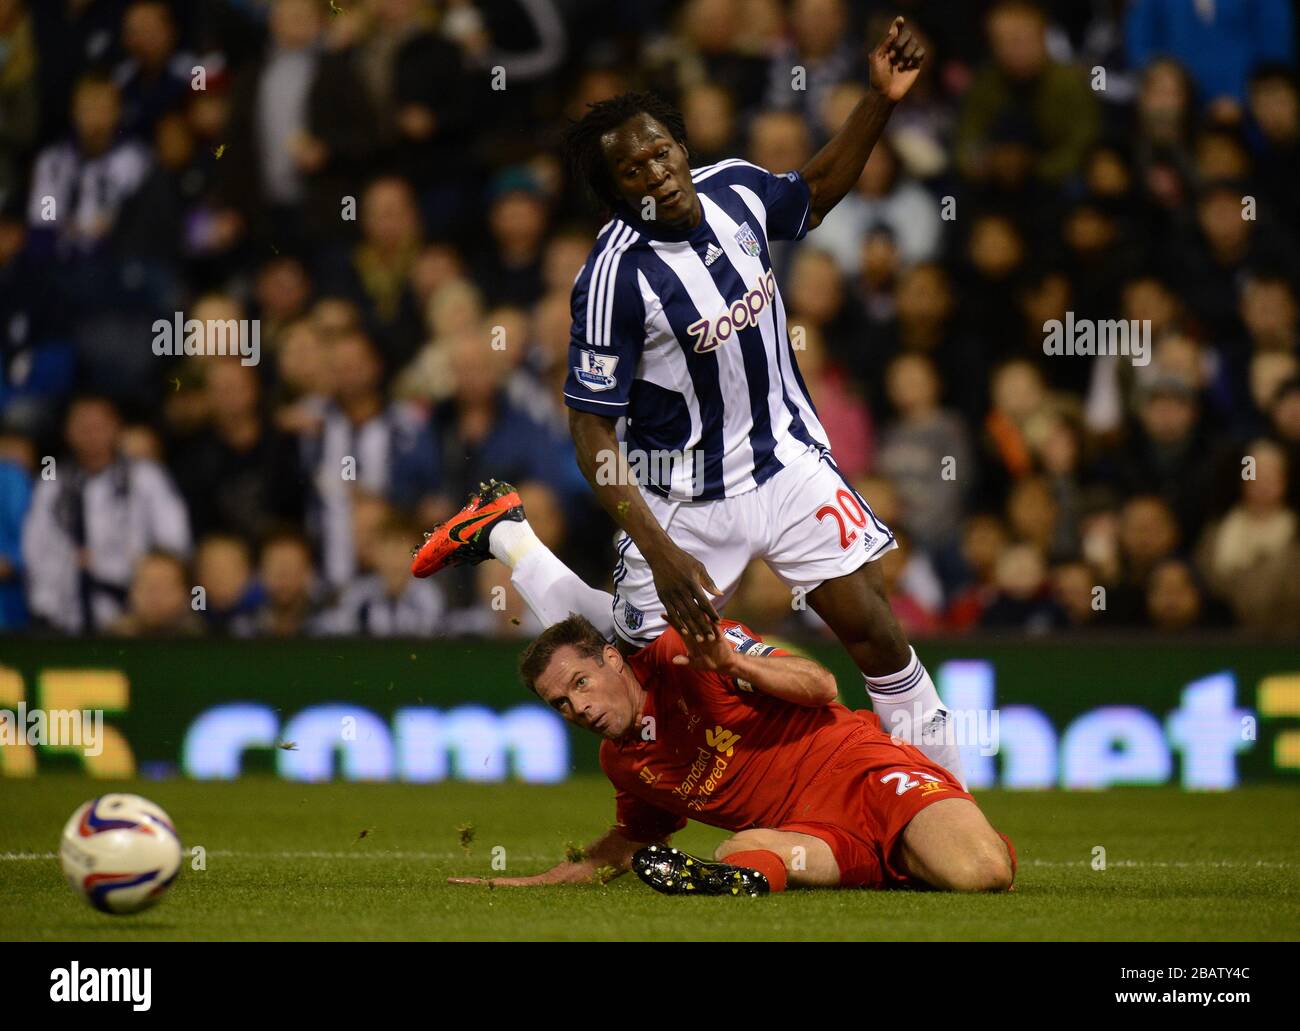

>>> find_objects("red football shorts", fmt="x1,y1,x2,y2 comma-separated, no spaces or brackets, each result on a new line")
777,711,1004,889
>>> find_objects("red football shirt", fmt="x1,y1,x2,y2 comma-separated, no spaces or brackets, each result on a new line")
599,621,878,842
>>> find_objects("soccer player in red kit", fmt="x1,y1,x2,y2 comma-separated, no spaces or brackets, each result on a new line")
449,612,1015,895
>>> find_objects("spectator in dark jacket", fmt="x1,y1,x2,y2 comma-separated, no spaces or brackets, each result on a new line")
170,359,305,544
216,0,377,251
956,0,1100,186
351,0,477,236
1248,64,1300,231
113,0,189,140
390,330,586,520
319,176,426,374
979,542,1069,633
1100,376,1228,541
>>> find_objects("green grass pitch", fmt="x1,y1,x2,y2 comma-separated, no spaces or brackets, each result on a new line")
2,777,1297,941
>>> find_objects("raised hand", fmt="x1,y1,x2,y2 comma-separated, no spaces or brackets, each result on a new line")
869,16,926,102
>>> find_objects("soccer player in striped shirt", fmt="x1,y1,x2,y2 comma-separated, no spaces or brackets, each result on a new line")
415,20,964,784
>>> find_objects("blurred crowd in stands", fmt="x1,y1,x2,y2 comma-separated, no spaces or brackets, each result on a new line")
1,0,1298,640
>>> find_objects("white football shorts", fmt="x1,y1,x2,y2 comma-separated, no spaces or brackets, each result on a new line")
610,445,897,645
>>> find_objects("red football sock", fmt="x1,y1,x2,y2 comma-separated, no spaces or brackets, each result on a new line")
726,849,788,892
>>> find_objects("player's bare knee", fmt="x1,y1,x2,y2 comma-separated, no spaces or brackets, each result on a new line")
971,855,1014,893
946,847,1014,893
715,831,765,860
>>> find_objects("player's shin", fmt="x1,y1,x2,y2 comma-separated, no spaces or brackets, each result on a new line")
492,520,618,635
863,647,967,789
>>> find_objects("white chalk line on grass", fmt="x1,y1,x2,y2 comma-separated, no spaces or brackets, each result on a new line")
0,850,553,862
1023,858,1299,869
3,851,1298,869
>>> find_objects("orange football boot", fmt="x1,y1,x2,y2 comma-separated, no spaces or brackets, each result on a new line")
410,479,524,577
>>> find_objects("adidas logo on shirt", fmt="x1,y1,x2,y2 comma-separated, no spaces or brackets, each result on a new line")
703,243,724,266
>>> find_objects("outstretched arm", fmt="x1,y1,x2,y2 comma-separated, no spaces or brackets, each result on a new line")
799,16,926,230
448,827,645,887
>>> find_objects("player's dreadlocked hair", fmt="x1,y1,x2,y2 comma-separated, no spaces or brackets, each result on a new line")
519,613,611,696
563,91,689,213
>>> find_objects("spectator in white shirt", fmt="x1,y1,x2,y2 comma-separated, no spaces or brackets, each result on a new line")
813,131,943,277
23,395,191,633
27,75,150,256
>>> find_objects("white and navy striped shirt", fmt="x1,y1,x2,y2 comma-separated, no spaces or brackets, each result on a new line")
301,399,425,587
318,576,446,637
21,457,191,633
564,159,831,502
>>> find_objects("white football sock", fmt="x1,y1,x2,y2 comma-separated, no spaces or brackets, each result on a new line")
864,648,967,789
487,518,542,568
491,519,616,636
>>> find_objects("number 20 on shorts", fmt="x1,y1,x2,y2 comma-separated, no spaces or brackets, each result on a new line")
815,489,868,550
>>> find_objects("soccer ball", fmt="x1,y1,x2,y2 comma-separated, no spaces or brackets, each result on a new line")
59,794,183,915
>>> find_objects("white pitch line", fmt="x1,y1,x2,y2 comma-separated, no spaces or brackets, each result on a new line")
0,850,553,862
206,849,558,861
2,851,1297,869
1023,859,1300,869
